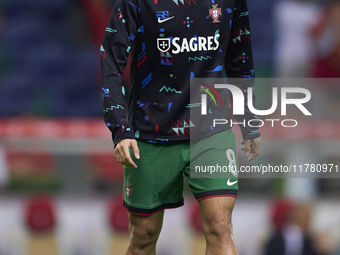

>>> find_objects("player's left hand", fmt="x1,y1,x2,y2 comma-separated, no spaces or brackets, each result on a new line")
240,136,262,162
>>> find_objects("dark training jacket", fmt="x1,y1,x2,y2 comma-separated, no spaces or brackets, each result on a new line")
101,0,261,147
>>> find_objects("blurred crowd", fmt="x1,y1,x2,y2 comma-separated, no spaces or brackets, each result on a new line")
0,0,339,117
264,198,340,255
274,0,340,78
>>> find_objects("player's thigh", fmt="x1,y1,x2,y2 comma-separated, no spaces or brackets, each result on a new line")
123,141,185,213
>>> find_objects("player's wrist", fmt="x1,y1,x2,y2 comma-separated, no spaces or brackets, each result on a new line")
240,130,261,141
113,130,136,148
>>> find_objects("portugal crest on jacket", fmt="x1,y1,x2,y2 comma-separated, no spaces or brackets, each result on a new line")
209,4,222,23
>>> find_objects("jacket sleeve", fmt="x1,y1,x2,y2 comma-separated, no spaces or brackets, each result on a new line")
224,0,261,140
101,0,140,147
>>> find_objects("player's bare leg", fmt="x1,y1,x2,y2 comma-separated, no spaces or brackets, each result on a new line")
126,210,164,255
199,197,238,255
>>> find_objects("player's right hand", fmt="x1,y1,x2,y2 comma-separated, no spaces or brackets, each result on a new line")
240,136,262,162
115,139,140,168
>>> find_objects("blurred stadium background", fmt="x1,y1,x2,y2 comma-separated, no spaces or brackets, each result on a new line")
0,0,340,254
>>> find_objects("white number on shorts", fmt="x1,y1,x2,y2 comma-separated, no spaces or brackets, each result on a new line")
226,149,238,177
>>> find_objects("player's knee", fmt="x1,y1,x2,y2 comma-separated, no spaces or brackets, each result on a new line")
129,219,161,247
202,215,233,242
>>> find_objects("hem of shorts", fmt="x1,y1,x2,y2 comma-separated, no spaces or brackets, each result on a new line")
123,200,184,215
194,189,238,201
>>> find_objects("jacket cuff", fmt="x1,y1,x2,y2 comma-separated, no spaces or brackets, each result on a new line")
112,127,135,148
240,127,261,140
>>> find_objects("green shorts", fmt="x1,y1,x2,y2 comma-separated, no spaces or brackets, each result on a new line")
123,129,239,215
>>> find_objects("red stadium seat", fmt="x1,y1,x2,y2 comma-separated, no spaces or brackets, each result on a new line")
24,196,56,233
108,197,129,233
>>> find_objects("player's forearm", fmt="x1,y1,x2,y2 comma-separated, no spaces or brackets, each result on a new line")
101,40,135,147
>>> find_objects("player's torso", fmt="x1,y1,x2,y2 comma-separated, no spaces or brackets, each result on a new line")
128,0,236,139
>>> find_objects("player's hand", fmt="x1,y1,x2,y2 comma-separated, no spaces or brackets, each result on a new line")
240,136,262,162
115,139,140,168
